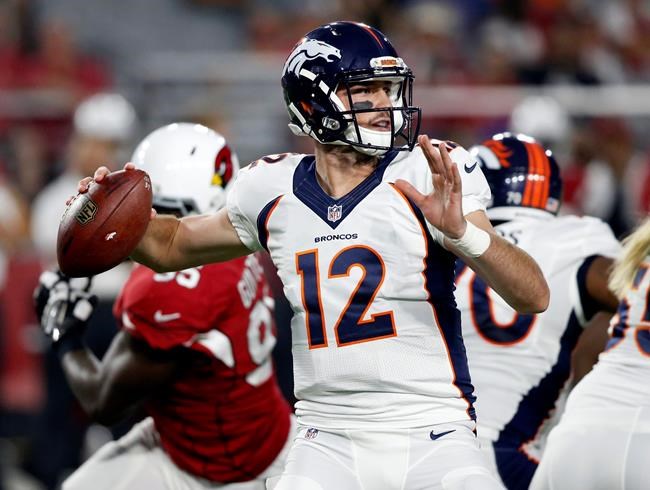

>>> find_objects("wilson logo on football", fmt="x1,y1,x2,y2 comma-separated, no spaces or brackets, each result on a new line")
75,199,98,225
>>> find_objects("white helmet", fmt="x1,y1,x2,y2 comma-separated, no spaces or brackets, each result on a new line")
509,95,570,145
131,123,239,215
74,93,137,141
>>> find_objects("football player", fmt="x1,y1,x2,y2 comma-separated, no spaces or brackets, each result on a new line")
36,123,294,489
79,22,549,489
454,133,621,489
530,219,650,490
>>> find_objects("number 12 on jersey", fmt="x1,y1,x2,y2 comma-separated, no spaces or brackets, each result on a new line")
296,246,396,348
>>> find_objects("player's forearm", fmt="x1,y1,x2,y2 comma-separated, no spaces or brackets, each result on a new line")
130,215,183,272
131,212,250,273
60,349,127,425
462,234,550,313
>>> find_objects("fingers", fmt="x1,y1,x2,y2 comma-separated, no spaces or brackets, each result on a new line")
94,166,111,181
450,157,462,194
77,177,93,193
150,208,157,220
394,179,427,208
418,135,450,181
438,143,456,182
78,164,132,193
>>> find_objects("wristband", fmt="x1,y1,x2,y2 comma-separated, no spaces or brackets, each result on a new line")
53,329,86,361
446,221,491,258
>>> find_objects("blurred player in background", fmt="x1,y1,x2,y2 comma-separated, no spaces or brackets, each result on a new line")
35,123,294,489
81,22,550,489
530,218,650,490
25,92,137,488
454,133,621,489
31,92,137,276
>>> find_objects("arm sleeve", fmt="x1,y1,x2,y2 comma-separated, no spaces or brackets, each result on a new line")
450,145,492,215
569,219,621,326
226,168,264,252
115,268,234,351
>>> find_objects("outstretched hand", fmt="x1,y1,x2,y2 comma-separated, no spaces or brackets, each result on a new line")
395,135,466,239
75,163,156,219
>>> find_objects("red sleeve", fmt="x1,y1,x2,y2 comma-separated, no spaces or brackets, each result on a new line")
114,264,241,351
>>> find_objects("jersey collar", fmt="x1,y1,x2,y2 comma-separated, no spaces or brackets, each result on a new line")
293,151,398,229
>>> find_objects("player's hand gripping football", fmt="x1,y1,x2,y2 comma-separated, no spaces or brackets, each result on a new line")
34,270,97,342
395,135,466,239
77,163,157,220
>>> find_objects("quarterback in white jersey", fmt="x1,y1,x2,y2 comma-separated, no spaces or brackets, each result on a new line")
80,22,549,490
530,220,650,490
455,134,621,489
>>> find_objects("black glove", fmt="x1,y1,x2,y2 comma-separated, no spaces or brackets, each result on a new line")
33,270,97,344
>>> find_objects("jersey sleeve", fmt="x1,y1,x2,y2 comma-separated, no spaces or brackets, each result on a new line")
563,218,621,325
226,167,264,252
447,143,492,216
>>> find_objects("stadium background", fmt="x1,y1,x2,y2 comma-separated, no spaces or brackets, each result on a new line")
1,0,649,488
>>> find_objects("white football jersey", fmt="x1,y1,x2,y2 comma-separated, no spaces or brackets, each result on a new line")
564,256,650,414
454,212,620,449
227,142,490,429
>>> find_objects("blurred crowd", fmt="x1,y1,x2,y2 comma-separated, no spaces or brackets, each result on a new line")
1,0,650,488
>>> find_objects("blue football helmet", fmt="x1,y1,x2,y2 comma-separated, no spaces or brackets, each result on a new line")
470,133,563,220
281,21,421,156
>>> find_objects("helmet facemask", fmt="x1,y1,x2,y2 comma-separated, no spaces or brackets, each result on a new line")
328,68,420,156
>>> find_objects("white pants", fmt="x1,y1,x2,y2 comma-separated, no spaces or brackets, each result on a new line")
63,417,297,490
530,406,650,490
267,421,504,490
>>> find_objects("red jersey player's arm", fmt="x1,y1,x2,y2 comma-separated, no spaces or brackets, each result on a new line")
131,208,251,273
60,331,179,425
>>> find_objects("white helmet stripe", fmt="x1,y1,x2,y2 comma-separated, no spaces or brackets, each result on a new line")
299,68,316,81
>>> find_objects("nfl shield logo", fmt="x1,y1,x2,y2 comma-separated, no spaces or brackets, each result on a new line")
305,428,319,439
327,204,342,222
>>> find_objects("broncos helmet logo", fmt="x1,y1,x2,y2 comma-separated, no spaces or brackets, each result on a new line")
283,39,341,77
474,141,513,170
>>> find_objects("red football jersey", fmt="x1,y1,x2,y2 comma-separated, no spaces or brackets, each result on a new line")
113,254,291,483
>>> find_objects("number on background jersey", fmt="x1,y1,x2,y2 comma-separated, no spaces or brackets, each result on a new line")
193,297,277,386
153,268,202,289
296,246,396,348
459,265,536,345
608,266,650,356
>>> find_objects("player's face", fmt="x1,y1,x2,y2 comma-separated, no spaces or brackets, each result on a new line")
336,81,393,132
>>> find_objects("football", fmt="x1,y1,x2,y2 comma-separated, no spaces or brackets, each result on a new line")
57,169,153,277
